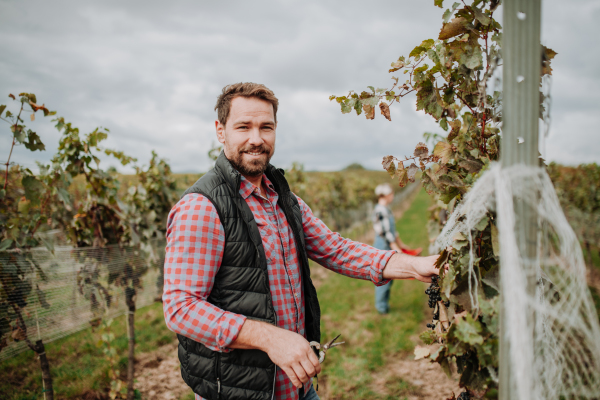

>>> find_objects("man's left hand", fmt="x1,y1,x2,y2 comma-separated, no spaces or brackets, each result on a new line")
382,252,442,283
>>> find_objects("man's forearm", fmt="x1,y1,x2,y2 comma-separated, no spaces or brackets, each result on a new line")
229,319,272,351
382,252,439,282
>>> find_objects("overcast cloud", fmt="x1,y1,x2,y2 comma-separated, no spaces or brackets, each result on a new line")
1,0,598,173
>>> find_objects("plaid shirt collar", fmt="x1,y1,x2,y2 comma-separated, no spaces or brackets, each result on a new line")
239,174,277,201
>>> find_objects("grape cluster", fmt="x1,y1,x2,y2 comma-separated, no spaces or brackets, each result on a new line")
457,391,470,400
425,276,450,329
425,275,441,308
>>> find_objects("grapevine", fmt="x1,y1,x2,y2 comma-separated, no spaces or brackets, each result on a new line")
332,0,556,397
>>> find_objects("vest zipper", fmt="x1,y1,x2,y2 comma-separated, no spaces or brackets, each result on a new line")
270,366,277,400
216,353,221,399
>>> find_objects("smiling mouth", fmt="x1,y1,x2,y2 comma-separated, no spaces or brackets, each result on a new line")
244,151,265,156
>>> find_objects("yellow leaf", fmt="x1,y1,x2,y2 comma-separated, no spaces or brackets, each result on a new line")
433,141,454,164
414,345,431,360
439,17,467,40
30,113,35,121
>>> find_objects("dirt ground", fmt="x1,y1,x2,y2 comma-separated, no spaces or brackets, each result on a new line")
134,339,460,400
135,342,191,400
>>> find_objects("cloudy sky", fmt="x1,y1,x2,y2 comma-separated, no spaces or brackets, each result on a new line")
1,0,598,173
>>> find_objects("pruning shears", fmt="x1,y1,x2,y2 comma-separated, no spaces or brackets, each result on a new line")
309,334,345,363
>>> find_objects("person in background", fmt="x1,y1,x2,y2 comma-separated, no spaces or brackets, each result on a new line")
372,183,422,314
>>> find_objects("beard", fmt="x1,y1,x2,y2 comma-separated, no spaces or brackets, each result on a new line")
227,144,273,177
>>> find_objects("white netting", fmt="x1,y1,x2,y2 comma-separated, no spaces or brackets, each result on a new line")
0,238,166,361
434,163,600,399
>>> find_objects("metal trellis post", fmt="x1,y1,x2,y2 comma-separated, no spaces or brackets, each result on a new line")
499,0,542,399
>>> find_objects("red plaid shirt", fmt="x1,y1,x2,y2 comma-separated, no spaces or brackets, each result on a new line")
163,174,394,400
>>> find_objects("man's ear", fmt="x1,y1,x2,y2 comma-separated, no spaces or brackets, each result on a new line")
215,120,226,144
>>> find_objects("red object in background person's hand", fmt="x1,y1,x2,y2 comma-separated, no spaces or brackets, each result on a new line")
401,248,422,256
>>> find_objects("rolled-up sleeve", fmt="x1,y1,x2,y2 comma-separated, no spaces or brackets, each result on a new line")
297,195,395,286
163,193,246,352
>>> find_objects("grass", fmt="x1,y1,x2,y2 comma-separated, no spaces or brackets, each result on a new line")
0,302,175,400
314,188,432,399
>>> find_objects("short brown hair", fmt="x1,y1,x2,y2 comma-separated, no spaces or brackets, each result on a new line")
214,82,279,125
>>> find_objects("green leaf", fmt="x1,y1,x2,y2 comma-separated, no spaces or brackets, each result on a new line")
22,175,45,206
57,187,71,204
409,46,427,58
443,2,461,23
453,313,484,345
0,239,13,251
341,99,353,114
18,198,31,214
24,130,45,151
434,0,444,8
463,44,483,69
416,79,443,120
13,126,26,143
474,215,489,231
419,329,438,345
0,105,6,117
439,118,448,131
471,6,491,25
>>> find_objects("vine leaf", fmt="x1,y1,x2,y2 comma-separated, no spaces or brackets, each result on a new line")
442,2,461,23
22,175,44,206
419,330,438,345
389,56,405,72
439,17,467,40
407,163,419,182
471,6,491,26
416,80,443,119
382,155,394,171
453,312,484,345
414,142,429,158
0,239,13,251
433,141,453,164
541,46,558,76
363,104,375,120
379,102,391,121
414,345,431,360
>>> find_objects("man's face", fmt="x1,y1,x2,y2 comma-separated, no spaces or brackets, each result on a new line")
216,96,276,178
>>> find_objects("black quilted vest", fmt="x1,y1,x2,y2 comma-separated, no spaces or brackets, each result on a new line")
177,152,321,400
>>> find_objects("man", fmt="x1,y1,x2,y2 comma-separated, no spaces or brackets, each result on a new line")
371,183,422,314
163,82,440,400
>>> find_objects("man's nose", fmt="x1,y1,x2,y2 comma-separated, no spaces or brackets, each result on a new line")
247,127,264,146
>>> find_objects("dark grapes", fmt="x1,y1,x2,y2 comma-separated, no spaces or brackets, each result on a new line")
425,276,448,330
457,391,470,400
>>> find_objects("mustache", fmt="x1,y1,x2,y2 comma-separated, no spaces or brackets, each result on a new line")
239,145,270,154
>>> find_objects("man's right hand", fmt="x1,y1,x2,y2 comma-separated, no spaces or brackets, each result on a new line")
229,319,322,388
